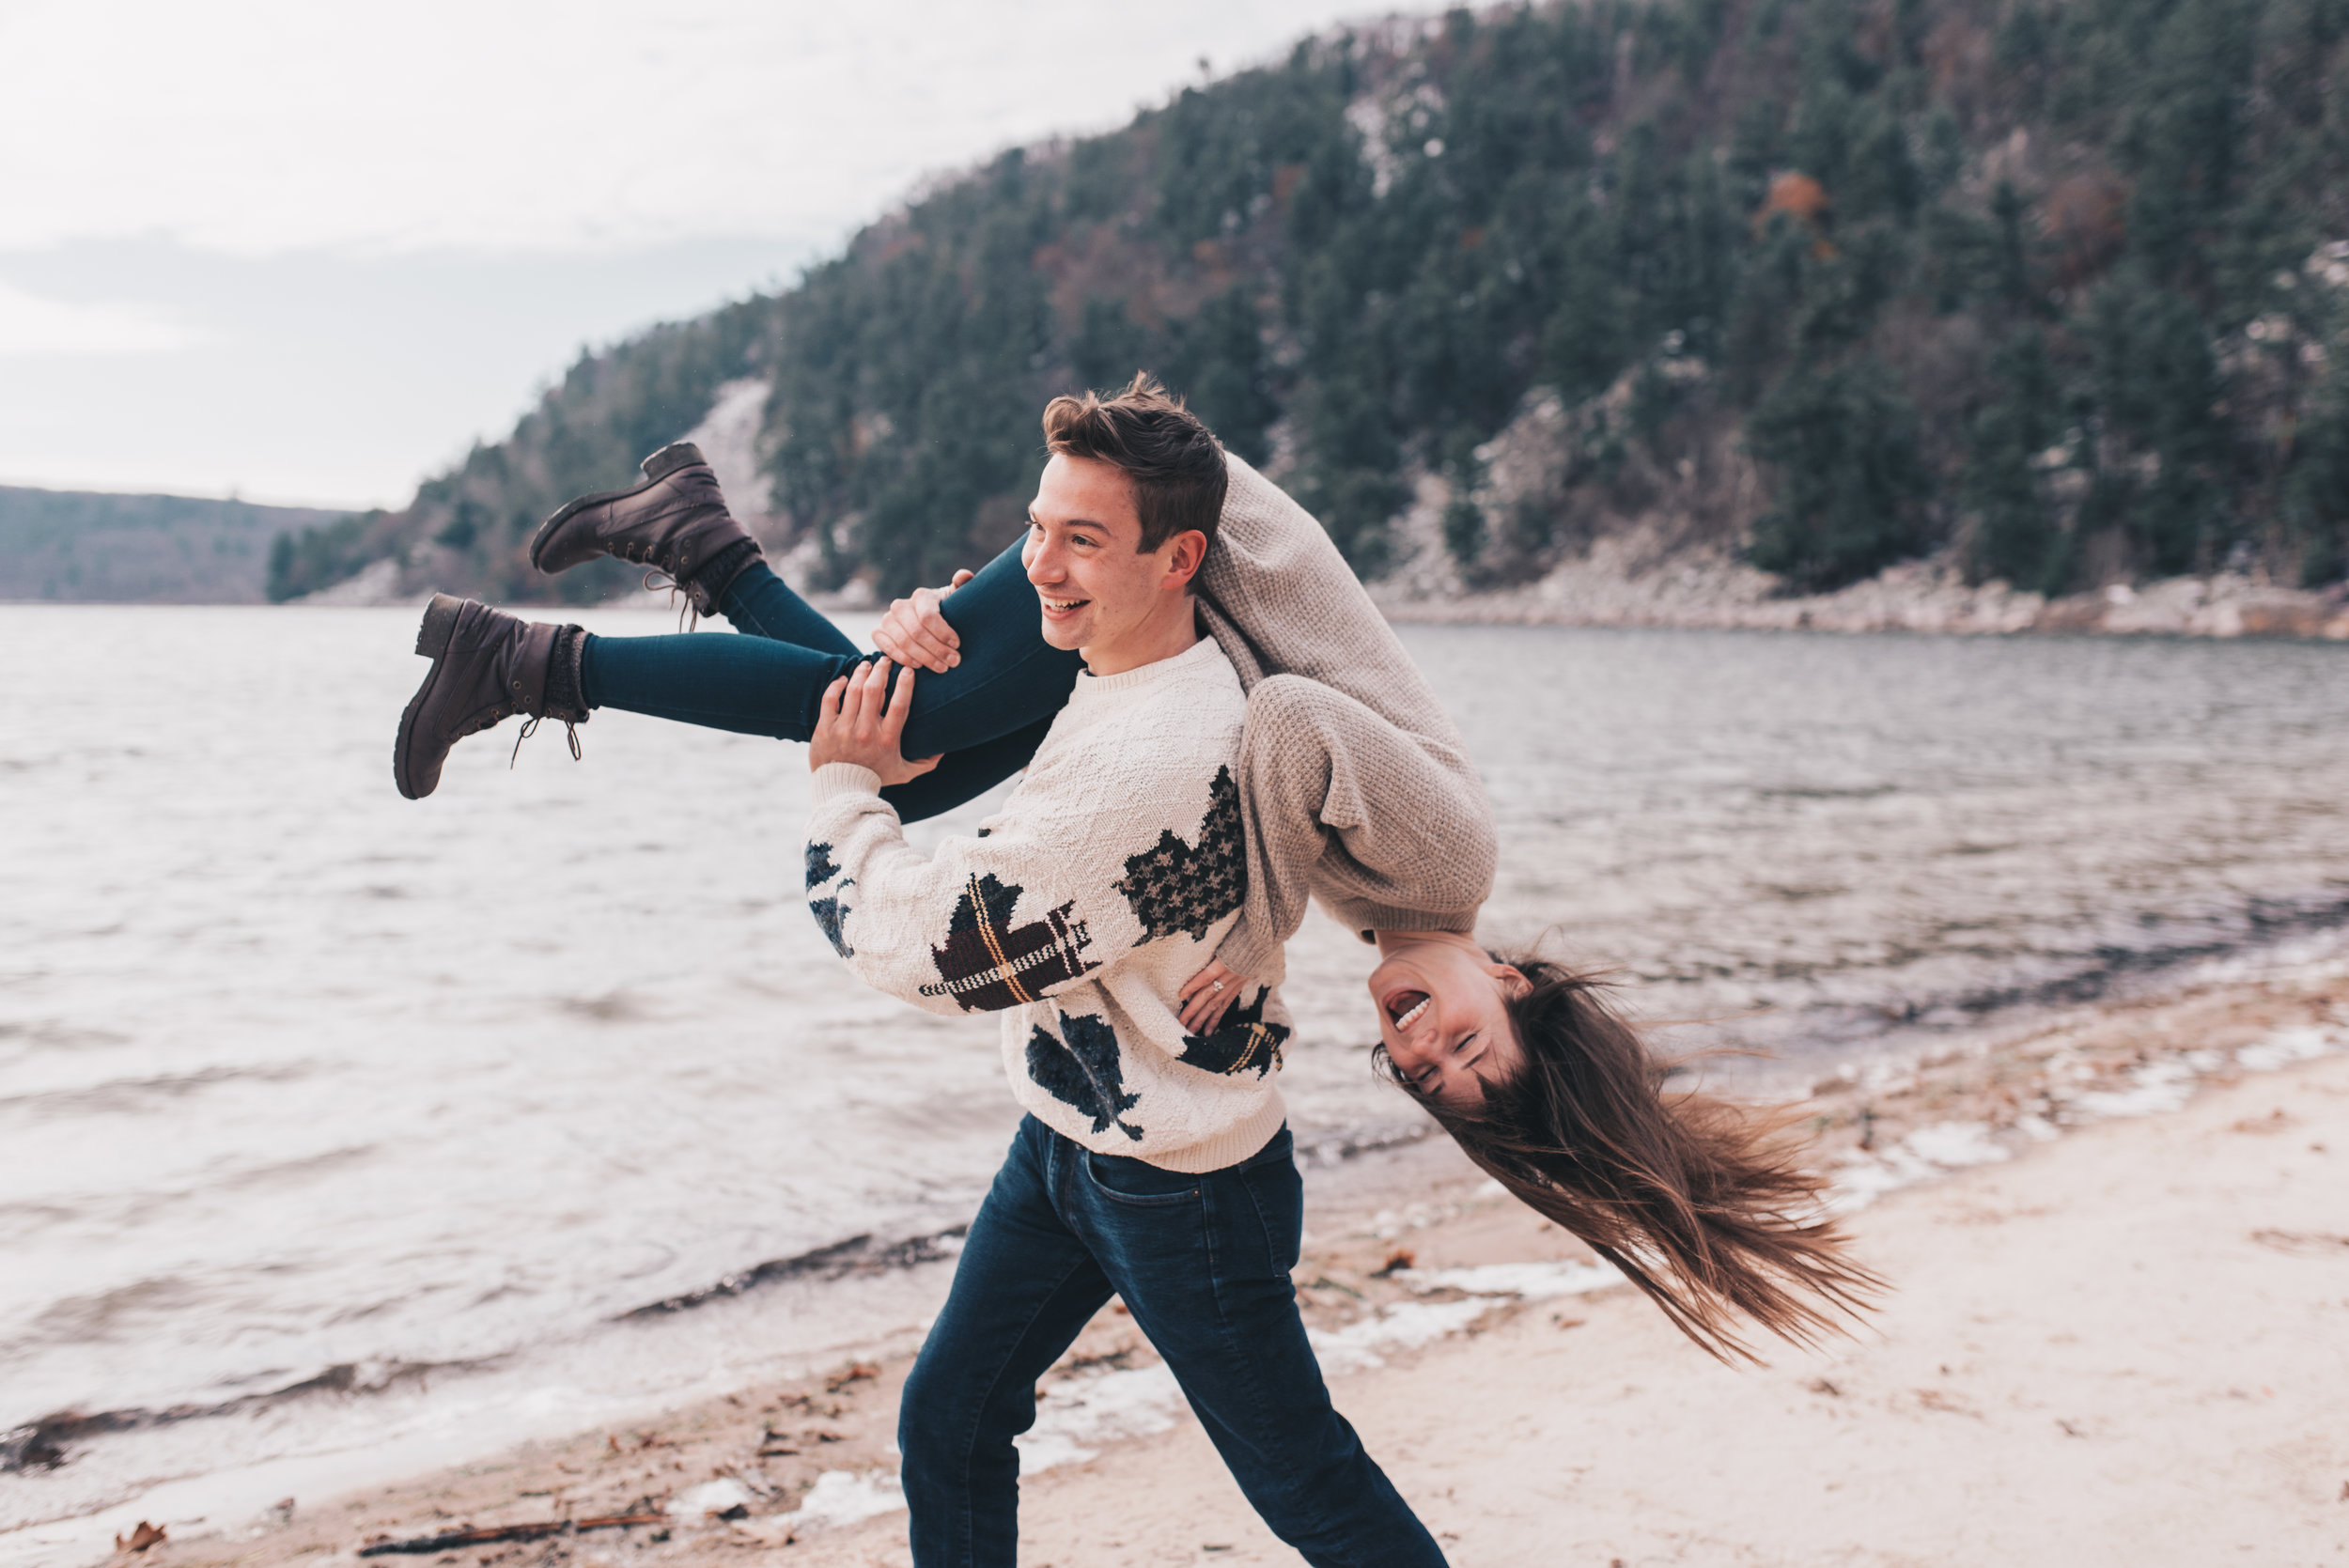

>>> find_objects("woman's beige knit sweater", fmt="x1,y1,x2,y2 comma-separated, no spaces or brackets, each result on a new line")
1200,456,1499,983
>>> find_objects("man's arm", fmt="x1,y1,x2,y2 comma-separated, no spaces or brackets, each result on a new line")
805,659,1237,1019
805,771,1116,1017
805,658,1080,1017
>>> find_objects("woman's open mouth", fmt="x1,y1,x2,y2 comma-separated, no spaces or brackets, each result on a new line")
1385,989,1430,1031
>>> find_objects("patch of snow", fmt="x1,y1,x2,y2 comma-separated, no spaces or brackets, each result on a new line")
670,1477,755,1518
1346,98,1399,197
783,1469,904,1530
681,377,776,520
1400,1259,1622,1301
2069,1059,2197,1119
1903,1121,2013,1168
2236,1027,2335,1072
1834,1121,2018,1210
1014,1363,1186,1474
1307,1298,1491,1374
289,557,409,607
1828,1144,1942,1211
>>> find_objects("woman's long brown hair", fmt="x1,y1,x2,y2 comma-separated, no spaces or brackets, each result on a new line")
1391,954,1883,1363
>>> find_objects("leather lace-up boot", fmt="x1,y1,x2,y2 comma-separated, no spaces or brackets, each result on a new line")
394,595,588,800
529,442,761,618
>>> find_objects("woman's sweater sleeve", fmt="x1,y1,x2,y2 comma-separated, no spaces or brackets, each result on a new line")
802,763,1126,1017
1195,457,1497,982
1213,676,1497,980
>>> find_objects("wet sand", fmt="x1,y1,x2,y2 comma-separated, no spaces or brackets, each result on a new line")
106,963,2349,1567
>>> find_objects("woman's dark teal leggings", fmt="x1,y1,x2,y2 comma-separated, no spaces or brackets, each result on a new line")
578,538,1081,821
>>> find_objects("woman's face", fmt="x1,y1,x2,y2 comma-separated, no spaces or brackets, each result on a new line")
1366,938,1528,1110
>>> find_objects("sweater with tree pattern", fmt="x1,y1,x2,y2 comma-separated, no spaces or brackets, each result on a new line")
803,635,1290,1173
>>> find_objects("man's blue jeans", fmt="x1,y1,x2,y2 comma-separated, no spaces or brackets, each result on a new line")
899,1117,1448,1568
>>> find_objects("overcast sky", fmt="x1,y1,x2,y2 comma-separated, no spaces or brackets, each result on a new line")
0,0,1392,506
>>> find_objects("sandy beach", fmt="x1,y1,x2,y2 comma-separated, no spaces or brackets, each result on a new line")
77,962,2349,1568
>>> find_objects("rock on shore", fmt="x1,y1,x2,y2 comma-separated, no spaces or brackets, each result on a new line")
1374,509,2349,639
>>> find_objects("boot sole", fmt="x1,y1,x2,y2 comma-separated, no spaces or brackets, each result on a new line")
393,593,466,800
527,442,705,574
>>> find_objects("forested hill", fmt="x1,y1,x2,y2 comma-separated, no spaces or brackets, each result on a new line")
271,0,2349,608
0,488,341,604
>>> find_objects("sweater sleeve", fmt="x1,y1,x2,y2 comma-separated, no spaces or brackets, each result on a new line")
1197,456,1474,760
802,762,1175,1017
1213,676,1497,979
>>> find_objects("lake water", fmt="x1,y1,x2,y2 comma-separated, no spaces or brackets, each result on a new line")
5,606,2346,1549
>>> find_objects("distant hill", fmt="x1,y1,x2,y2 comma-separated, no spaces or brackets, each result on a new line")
0,488,345,604
270,0,2349,608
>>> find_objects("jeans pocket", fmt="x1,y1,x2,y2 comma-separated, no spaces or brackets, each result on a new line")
1081,1149,1203,1207
1237,1154,1304,1274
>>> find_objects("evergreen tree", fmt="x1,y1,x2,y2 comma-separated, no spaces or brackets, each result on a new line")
1964,329,2066,588
1747,358,1930,590
2090,278,2228,574
2286,363,2349,584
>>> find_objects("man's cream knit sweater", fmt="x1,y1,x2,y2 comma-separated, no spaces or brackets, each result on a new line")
804,637,1289,1172
1200,456,1500,982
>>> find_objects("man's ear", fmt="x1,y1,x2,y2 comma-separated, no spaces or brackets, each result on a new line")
1159,529,1208,589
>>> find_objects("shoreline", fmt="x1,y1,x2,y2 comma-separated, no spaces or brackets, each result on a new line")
132,545,2349,643
42,955,2345,1568
1373,554,2349,642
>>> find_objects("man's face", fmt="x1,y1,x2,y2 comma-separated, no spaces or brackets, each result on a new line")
1020,453,1185,664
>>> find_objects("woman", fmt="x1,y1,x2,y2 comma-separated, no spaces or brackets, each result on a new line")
396,377,1876,1360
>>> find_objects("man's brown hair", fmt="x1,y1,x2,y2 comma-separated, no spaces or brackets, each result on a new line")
1040,373,1227,553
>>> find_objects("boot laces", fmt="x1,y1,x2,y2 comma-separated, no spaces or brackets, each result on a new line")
641,567,702,632
510,714,584,769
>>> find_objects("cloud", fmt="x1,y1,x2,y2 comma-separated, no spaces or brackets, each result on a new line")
0,0,1373,256
0,280,205,356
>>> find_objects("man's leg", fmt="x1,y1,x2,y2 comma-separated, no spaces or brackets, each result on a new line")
1070,1127,1449,1567
900,1117,1113,1568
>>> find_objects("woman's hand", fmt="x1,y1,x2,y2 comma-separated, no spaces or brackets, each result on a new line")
872,568,975,673
809,658,943,784
1176,960,1252,1034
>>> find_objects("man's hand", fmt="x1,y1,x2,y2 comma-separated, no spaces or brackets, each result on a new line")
1176,959,1253,1034
872,568,975,673
810,658,943,785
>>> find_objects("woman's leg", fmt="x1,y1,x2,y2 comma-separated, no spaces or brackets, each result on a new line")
578,538,1081,819
708,557,867,653
714,537,1084,762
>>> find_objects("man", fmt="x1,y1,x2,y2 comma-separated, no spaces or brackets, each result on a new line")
804,380,1447,1567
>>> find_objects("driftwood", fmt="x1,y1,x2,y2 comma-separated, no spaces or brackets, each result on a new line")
356,1512,665,1556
